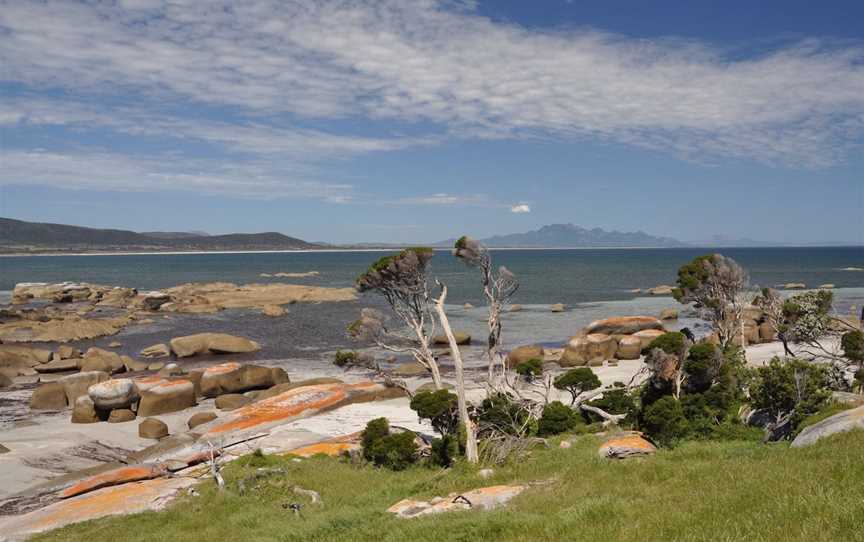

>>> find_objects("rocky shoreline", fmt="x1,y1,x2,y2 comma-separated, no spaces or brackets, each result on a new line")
1,278,860,540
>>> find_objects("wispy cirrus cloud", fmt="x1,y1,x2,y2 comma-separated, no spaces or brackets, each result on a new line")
1,0,863,203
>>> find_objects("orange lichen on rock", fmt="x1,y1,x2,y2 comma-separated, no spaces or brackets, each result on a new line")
203,383,349,436
388,485,527,518
60,464,169,499
0,478,195,539
202,382,399,438
598,433,657,459
204,361,242,375
285,432,362,458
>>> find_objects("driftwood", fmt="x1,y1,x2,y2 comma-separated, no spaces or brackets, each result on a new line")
579,404,627,427
207,441,225,492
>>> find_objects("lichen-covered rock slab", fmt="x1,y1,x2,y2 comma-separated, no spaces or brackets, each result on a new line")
388,485,526,518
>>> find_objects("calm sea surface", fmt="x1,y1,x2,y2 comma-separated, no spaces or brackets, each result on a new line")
1,247,861,374
2,247,862,305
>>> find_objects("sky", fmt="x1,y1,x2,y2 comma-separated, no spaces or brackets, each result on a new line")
0,0,862,245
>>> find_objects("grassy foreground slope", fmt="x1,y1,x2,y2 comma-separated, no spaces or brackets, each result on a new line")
35,431,864,542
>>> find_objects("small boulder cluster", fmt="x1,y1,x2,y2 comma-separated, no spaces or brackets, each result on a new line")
28,360,289,431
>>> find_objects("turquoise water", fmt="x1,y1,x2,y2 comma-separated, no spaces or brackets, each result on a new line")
1,247,862,306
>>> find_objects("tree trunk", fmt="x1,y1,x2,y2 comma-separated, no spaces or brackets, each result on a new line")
434,283,479,464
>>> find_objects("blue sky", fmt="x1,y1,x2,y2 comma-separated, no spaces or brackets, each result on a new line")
0,0,862,245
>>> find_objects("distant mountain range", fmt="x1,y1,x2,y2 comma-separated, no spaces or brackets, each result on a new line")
438,223,687,248
0,218,319,253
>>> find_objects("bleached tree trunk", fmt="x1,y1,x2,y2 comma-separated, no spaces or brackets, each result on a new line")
434,282,479,463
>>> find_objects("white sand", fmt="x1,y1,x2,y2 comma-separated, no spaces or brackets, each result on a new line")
0,337,845,500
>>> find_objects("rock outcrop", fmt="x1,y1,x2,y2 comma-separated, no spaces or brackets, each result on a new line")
432,332,471,346
58,371,110,406
88,379,139,410
560,334,617,366
80,347,126,374
388,485,526,518
30,382,68,410
139,418,169,439
791,405,864,448
583,316,665,336
137,379,197,416
598,433,657,459
198,362,288,397
140,343,171,359
505,344,545,368
169,333,261,358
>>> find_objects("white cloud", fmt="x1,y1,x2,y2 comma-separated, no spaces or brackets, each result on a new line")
0,0,862,198
0,98,430,158
510,204,531,214
0,149,353,200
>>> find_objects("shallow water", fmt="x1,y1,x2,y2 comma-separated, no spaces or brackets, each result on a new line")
2,247,862,305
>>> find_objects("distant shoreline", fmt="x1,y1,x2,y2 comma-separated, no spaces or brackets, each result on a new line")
1,245,861,258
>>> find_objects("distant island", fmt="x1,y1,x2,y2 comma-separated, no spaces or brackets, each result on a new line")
438,223,687,248
0,217,319,254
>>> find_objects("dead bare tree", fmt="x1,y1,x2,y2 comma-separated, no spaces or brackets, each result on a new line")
453,236,519,382
433,280,479,463
353,248,442,389
207,441,225,492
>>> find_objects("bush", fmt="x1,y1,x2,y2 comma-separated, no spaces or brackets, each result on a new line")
841,329,864,365
684,343,720,393
334,350,358,367
749,357,831,434
430,434,460,468
641,396,690,447
361,418,418,470
554,368,601,405
708,421,764,441
647,332,686,355
515,358,543,381
410,389,459,436
537,401,578,436
476,393,535,437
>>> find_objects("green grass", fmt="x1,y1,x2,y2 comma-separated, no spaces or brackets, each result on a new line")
35,430,864,542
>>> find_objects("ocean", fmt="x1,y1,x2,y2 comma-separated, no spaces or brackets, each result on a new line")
1,247,862,375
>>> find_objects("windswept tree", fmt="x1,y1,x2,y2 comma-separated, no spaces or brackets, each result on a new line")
778,290,859,365
673,253,749,350
453,236,519,380
753,287,793,355
351,248,443,389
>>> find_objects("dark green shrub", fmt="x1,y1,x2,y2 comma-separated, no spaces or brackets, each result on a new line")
515,358,543,381
365,432,418,471
647,331,686,355
749,357,831,434
554,368,601,405
334,350,358,367
641,396,690,447
361,418,418,470
639,377,674,410
684,342,720,393
476,393,535,437
842,329,864,365
410,389,459,436
430,434,459,468
537,401,578,436
361,417,390,453
708,421,763,441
